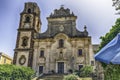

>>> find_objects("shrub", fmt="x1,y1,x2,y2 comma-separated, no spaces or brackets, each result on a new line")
80,66,93,77
63,74,79,80
74,66,93,77
0,64,34,80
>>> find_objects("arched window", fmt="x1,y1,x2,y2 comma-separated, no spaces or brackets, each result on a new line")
78,49,82,56
40,50,44,57
25,16,30,23
27,8,31,13
59,39,64,48
21,36,28,47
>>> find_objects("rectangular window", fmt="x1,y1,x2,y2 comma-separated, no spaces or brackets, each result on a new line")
40,50,44,57
91,61,94,66
4,58,6,64
79,65,83,71
78,49,82,56
59,39,64,48
0,56,1,60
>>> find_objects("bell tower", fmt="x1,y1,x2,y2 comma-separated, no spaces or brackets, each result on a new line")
13,2,41,67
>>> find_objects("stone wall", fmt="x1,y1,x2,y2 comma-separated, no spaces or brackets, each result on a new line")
33,33,94,74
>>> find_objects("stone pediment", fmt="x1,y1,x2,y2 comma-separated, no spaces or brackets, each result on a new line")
55,58,68,61
35,6,89,39
49,6,75,18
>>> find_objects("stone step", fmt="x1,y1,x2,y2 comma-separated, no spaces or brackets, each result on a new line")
32,77,38,80
38,74,64,80
40,77,63,80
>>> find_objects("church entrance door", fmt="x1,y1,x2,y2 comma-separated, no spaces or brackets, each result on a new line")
39,66,43,74
58,62,64,74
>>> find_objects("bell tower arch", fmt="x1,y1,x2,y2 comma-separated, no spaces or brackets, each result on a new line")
13,2,41,67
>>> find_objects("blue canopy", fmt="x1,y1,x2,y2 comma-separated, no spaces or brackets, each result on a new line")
94,33,120,64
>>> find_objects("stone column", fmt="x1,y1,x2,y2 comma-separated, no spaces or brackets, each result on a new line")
33,41,39,76
71,40,76,70
56,62,58,73
64,61,67,73
45,41,51,73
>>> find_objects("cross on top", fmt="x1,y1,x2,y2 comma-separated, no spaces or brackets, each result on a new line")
61,5,64,7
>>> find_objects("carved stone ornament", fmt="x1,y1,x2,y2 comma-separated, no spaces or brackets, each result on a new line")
24,23,30,28
59,25,64,31
49,6,75,18
19,55,26,65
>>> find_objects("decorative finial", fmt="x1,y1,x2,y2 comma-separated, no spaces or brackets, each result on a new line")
72,12,74,16
50,13,53,17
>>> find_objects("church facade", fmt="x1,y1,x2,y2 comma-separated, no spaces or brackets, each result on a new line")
13,2,95,74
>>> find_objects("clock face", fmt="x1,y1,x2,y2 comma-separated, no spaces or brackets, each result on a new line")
24,23,29,28
59,25,64,31
19,55,26,65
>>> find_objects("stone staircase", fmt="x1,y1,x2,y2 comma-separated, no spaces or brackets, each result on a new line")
37,74,64,80
34,74,93,80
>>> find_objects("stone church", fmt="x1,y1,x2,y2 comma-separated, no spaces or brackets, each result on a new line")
13,2,95,75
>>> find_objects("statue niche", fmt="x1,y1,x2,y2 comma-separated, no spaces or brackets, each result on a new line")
21,36,29,47
59,51,63,59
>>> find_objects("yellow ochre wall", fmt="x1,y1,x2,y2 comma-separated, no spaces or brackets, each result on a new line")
0,53,13,64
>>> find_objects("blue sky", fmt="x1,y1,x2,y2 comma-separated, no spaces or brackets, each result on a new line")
0,0,119,57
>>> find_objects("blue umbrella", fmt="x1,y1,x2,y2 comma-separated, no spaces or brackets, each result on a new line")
94,33,120,64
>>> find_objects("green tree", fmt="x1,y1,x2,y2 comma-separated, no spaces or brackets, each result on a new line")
112,0,120,10
74,66,93,77
98,18,120,80
0,64,34,80
112,0,120,14
99,18,120,50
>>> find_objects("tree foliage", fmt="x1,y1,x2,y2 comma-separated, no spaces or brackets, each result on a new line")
104,64,120,80
98,18,120,80
0,64,34,80
112,0,120,14
99,18,120,50
113,0,120,10
80,66,93,77
75,66,93,77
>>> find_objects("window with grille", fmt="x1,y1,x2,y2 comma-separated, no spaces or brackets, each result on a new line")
59,39,64,48
91,61,94,66
40,50,44,57
78,49,82,56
